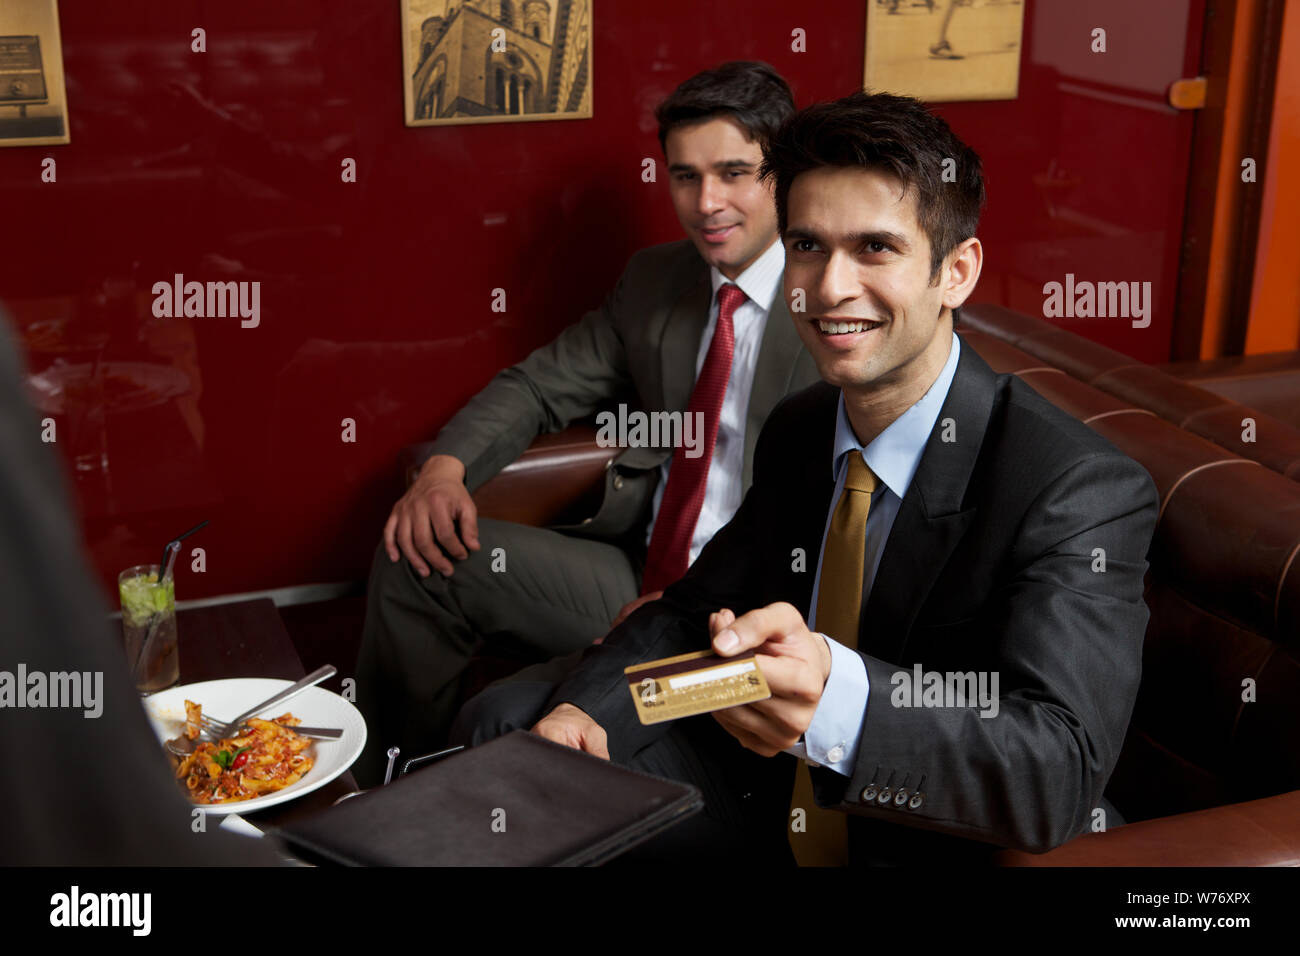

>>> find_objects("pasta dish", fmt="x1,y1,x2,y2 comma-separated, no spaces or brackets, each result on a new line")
174,700,314,804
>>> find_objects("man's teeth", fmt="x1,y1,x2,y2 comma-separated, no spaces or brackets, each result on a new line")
817,320,878,333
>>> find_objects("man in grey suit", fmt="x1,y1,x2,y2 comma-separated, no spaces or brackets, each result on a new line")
354,61,820,785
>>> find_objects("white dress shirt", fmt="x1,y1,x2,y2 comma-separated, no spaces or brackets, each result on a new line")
644,238,785,566
787,332,963,775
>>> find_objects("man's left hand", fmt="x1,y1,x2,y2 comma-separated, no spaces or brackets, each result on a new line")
708,602,831,757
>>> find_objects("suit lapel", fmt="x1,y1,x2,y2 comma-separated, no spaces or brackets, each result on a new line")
611,253,709,472
743,285,803,486
658,272,711,417
859,343,998,662
791,384,841,616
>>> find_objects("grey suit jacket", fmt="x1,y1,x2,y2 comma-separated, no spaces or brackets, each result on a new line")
428,239,820,540
547,344,1161,863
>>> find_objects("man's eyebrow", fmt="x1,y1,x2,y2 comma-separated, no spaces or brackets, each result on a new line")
785,227,913,251
849,230,912,251
667,159,757,174
784,227,823,243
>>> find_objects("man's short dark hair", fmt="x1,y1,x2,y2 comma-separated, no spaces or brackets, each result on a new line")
759,90,985,319
656,61,796,153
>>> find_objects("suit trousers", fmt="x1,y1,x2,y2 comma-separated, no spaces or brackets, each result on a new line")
450,678,797,866
352,517,643,787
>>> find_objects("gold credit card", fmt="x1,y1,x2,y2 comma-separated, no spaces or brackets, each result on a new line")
625,649,770,725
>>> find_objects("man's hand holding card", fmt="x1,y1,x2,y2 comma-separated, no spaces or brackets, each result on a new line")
706,603,831,757
531,601,831,761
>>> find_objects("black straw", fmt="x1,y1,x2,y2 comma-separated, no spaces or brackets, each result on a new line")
135,519,209,689
158,519,209,580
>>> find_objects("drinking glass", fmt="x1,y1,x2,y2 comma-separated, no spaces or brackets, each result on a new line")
118,564,180,693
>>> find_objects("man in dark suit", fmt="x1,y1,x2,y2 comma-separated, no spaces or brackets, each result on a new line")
354,62,821,785
454,90,1159,866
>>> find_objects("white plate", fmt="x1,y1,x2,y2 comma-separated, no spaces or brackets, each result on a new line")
144,678,366,815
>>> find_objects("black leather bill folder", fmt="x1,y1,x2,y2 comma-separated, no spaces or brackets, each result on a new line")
273,730,704,866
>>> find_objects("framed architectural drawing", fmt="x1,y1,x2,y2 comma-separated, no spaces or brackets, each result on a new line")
0,0,70,148
864,0,1024,103
402,0,593,126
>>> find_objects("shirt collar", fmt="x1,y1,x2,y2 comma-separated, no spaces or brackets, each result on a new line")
830,331,963,500
709,237,784,314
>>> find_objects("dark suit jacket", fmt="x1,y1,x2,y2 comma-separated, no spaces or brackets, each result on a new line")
427,239,820,540
546,341,1161,862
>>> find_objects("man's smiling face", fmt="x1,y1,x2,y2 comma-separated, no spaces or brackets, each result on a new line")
783,165,962,396
666,116,779,280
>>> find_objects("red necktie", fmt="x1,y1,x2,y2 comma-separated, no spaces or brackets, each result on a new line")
640,283,745,595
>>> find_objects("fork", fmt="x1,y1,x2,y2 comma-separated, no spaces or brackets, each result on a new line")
197,714,343,740
192,665,336,739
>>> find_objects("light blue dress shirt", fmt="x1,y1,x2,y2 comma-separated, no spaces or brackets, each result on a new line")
786,332,962,775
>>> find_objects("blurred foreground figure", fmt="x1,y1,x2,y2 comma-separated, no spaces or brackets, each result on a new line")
0,308,279,865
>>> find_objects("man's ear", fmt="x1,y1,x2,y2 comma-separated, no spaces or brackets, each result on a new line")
941,237,983,311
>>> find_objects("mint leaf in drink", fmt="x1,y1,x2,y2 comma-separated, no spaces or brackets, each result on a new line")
151,580,172,613
119,572,174,626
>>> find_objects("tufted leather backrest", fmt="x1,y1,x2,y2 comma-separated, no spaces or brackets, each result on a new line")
963,304,1300,480
957,325,1300,822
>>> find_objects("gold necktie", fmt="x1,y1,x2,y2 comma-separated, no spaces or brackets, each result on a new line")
789,453,878,866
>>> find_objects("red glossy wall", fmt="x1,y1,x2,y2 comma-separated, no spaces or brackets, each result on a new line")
0,0,1203,601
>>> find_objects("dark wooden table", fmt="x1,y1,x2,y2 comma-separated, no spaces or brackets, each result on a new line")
175,597,359,828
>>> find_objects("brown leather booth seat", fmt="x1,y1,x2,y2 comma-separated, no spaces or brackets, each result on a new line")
1163,351,1300,430
962,303,1300,481
998,790,1300,866
401,328,1300,865
956,326,1300,864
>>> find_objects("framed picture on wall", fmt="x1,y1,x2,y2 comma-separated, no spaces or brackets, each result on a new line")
0,0,70,148
401,0,593,127
864,0,1025,103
